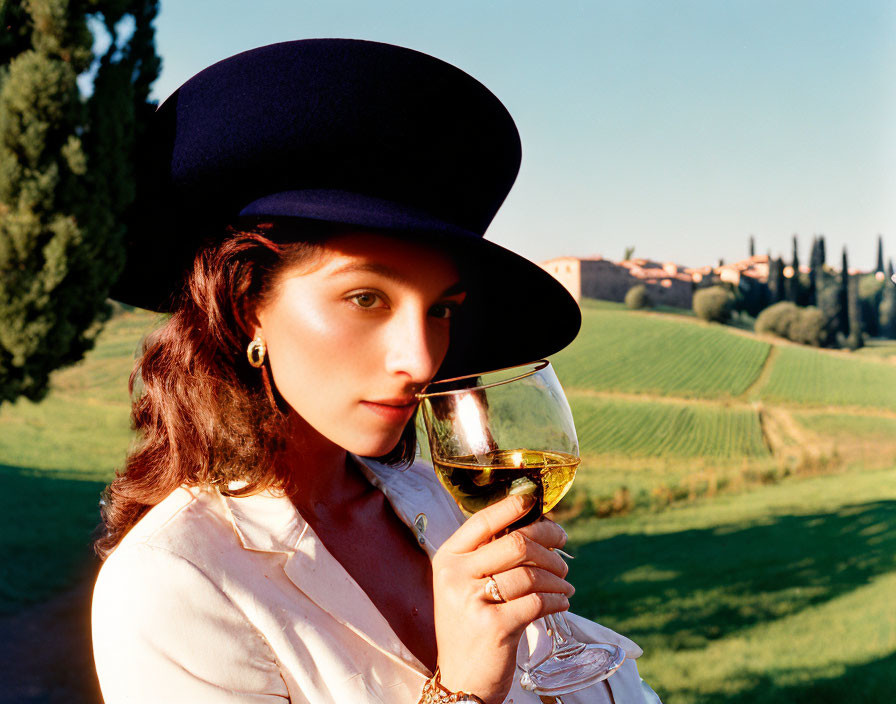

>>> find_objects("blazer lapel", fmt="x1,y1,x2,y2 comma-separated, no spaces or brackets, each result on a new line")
283,521,426,672
353,455,466,557
219,484,427,675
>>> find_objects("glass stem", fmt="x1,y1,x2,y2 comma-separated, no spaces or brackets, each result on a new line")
543,611,578,654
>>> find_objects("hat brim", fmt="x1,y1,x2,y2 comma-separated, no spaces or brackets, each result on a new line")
110,194,580,379
241,190,582,377
434,234,581,379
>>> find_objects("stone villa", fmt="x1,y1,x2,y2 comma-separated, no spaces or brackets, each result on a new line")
540,256,695,308
540,254,778,309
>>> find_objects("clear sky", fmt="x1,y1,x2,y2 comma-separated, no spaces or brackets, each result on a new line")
147,0,896,271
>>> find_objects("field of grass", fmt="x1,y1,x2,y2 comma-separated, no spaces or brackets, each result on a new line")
759,346,896,411
2,300,896,702
793,412,896,443
0,310,156,612
569,392,769,459
551,300,771,399
855,339,896,361
567,467,896,704
547,302,896,518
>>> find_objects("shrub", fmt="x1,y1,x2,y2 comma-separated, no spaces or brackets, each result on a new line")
624,284,651,310
790,307,828,346
756,301,800,338
755,301,828,347
693,286,732,323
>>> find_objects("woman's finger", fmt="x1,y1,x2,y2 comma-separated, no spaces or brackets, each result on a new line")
498,591,570,625
441,494,535,553
486,566,574,604
515,517,568,551
468,530,570,578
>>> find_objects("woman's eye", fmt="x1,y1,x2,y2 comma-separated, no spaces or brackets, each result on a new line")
349,292,383,309
429,302,458,320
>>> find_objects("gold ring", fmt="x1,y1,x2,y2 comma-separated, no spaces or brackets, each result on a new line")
484,576,505,603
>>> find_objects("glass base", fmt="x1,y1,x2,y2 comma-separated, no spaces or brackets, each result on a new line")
519,642,626,696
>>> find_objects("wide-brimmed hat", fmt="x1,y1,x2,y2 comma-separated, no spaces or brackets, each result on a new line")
111,38,580,377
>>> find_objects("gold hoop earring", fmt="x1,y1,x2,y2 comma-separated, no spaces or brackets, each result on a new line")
247,337,267,368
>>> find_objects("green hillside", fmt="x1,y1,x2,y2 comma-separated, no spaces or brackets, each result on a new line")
551,300,771,398
1,302,895,703
2,301,893,609
570,393,769,459
568,467,896,704
544,300,896,517
760,345,896,411
0,309,156,610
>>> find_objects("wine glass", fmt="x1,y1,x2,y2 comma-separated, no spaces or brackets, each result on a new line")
416,360,625,697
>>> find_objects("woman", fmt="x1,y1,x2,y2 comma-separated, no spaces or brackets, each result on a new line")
92,39,659,704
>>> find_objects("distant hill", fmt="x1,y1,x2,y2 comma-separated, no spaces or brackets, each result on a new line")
550,299,896,515
1,302,895,609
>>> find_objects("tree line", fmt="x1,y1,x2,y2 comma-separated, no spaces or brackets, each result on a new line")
723,234,895,349
0,0,160,404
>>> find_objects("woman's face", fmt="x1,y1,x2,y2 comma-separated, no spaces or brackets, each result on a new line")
253,231,465,458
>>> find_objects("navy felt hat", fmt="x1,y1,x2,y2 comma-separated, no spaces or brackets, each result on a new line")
111,38,581,377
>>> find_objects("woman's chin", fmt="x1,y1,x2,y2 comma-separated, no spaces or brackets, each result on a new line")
346,433,404,460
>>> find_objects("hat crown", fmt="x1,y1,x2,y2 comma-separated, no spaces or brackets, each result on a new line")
160,38,521,235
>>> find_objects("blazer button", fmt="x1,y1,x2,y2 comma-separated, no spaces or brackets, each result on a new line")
414,512,428,545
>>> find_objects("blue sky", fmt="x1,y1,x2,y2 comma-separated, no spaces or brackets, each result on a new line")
147,0,895,270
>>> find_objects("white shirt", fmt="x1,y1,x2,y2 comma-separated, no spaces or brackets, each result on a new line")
92,456,660,703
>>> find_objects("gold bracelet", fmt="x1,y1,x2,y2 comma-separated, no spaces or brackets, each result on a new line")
419,668,485,704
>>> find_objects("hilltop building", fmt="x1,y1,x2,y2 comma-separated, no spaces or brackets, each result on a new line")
717,254,771,285
541,250,879,313
540,256,693,308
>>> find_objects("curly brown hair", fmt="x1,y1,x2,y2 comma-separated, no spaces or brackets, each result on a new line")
95,222,418,558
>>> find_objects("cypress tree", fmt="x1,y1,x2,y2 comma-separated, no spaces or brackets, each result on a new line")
881,259,896,338
770,256,786,304
787,234,803,304
749,235,755,258
838,248,851,340
807,236,819,306
817,269,841,346
0,1,32,64
0,0,159,404
876,234,884,273
846,268,864,350
767,256,779,302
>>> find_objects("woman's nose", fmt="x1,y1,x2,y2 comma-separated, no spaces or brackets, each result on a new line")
384,310,446,383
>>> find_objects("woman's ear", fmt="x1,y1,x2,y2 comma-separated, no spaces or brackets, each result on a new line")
236,295,264,342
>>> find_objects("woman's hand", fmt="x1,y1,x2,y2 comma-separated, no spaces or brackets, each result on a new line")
431,495,573,704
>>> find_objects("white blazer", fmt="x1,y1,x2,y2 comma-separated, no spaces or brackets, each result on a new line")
92,457,661,703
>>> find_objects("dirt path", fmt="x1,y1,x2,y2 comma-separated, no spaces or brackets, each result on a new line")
2,562,103,704
740,344,778,399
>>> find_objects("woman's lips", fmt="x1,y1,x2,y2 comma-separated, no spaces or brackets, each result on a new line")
360,399,418,423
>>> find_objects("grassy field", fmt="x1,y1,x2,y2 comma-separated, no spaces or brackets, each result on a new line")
567,468,896,704
792,412,896,442
759,346,896,411
0,310,155,612
1,300,895,702
570,393,769,459
549,300,896,517
551,300,771,398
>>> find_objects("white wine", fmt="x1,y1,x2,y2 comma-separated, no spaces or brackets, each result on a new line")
433,449,579,530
